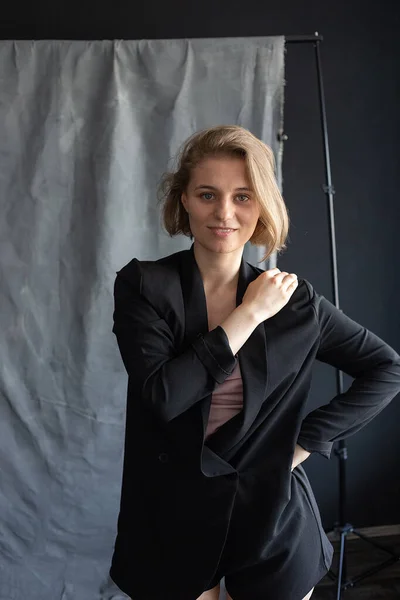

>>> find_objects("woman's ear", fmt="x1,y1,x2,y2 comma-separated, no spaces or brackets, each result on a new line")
181,192,188,213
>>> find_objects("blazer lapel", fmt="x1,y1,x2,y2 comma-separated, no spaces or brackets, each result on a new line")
179,245,268,466
178,246,212,445
205,256,268,459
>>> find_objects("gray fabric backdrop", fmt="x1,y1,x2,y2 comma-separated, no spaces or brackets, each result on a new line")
0,38,285,599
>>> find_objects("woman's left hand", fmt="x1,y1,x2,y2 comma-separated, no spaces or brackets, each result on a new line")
291,444,311,471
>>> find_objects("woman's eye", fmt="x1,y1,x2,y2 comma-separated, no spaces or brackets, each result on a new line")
200,193,249,202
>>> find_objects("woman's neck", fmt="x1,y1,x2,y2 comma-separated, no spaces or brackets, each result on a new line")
193,241,242,294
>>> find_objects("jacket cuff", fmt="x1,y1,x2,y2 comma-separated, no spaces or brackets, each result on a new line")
296,437,334,460
191,326,237,384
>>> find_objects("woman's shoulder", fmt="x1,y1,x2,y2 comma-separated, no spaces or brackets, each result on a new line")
115,248,188,296
118,248,186,274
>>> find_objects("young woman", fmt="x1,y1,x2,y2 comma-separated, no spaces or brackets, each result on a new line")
109,125,400,600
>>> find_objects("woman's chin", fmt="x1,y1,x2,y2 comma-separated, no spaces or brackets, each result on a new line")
194,236,243,255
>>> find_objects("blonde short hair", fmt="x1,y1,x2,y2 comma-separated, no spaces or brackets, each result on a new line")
158,125,289,262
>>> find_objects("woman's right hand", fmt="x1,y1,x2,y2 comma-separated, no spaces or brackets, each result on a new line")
242,268,299,324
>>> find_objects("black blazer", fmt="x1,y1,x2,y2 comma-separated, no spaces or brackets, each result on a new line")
110,245,400,600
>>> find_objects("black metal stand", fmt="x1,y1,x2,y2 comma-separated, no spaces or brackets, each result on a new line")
283,33,400,600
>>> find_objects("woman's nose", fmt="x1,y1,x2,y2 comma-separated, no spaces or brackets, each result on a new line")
214,199,234,220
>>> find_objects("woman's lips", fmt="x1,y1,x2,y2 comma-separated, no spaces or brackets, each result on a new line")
208,227,237,237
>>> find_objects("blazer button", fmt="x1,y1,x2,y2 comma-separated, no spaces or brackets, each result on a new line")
158,453,169,463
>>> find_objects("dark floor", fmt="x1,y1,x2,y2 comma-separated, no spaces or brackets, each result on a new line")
313,534,400,600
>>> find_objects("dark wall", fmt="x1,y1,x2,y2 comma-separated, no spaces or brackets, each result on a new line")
2,1,399,528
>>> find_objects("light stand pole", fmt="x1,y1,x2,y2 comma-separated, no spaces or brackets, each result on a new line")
283,32,400,599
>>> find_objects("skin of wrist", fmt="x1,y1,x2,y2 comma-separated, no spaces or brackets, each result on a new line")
291,444,311,471
238,301,264,327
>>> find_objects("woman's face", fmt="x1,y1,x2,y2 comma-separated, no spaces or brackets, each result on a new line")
181,155,260,255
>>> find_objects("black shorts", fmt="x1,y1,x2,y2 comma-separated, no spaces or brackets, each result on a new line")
205,467,333,600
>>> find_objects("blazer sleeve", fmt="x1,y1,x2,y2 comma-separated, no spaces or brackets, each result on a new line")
112,269,237,422
297,280,400,459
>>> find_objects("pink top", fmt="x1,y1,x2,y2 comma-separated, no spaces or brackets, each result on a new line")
205,361,244,440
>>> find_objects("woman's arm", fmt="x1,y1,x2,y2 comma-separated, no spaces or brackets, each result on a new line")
297,281,400,459
219,303,260,355
113,271,258,423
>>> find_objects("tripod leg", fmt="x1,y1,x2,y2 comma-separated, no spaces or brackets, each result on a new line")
336,530,347,600
353,529,400,559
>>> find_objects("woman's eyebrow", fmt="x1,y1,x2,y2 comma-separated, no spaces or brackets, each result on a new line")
194,185,253,191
